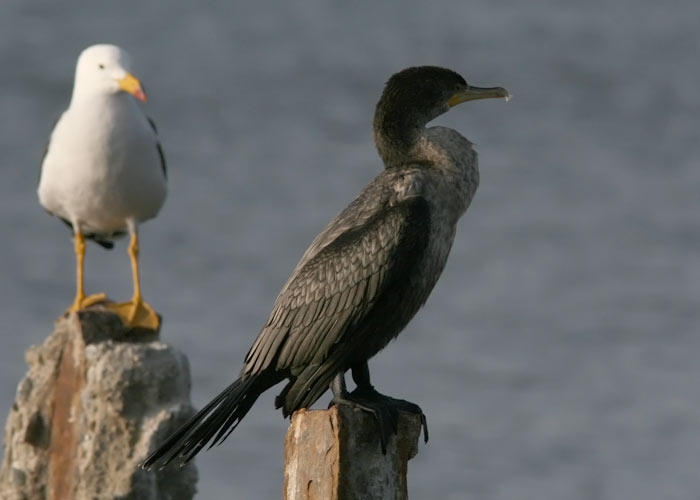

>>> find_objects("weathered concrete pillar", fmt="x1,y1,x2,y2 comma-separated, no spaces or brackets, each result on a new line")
0,308,198,500
284,406,422,500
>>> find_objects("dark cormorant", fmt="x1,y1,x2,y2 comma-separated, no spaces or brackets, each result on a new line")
142,66,508,468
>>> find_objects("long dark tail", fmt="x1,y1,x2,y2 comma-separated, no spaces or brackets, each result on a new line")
142,375,264,469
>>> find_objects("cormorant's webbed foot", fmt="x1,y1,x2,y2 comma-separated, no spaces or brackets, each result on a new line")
330,373,428,454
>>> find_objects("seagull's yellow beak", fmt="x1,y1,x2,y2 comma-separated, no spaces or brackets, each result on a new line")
118,73,147,102
448,85,510,107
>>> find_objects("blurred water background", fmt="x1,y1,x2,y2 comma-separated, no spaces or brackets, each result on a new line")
1,1,698,498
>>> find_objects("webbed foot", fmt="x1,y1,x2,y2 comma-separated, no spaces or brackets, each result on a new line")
330,379,428,453
103,298,161,330
67,292,108,313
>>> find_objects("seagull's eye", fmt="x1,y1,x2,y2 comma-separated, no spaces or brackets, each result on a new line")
98,64,105,70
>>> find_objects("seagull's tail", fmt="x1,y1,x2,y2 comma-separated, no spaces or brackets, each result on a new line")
141,374,265,469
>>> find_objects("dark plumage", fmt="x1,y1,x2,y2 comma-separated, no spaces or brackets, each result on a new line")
142,66,508,468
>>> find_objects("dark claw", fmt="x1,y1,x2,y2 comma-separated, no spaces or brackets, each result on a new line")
331,387,428,454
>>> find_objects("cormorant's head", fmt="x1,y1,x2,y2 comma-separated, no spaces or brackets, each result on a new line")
373,66,508,165
376,66,508,128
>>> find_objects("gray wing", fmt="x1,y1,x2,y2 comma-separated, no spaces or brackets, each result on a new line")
147,117,167,179
243,196,430,382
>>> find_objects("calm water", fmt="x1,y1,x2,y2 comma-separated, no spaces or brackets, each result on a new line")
1,1,698,499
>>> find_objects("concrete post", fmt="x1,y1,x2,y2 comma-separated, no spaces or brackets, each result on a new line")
0,308,198,500
284,406,422,500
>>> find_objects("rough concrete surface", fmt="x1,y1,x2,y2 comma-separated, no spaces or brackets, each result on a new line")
0,308,198,500
284,406,422,500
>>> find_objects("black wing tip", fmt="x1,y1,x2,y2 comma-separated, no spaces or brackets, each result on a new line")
57,217,123,249
147,116,167,179
86,230,125,249
93,238,115,249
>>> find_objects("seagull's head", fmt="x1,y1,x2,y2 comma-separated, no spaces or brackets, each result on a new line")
73,44,147,102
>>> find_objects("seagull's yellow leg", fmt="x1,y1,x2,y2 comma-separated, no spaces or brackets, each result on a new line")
106,232,160,330
68,231,106,312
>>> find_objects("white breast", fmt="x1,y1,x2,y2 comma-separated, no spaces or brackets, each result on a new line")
38,94,166,234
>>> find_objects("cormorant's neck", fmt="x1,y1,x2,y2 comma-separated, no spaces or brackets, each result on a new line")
373,110,423,167
373,96,447,168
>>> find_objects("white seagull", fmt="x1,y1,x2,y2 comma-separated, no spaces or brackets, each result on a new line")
38,44,167,330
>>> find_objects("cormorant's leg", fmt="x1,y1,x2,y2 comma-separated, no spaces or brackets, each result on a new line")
329,365,428,454
329,372,394,453
68,230,106,312
351,361,429,444
104,223,160,330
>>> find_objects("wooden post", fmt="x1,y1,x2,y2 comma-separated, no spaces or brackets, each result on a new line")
284,405,422,500
0,308,198,500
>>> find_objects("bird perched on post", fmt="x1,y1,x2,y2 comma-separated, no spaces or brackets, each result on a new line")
143,66,508,468
38,44,167,330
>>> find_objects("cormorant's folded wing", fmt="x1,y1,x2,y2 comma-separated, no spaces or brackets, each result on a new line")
243,196,430,408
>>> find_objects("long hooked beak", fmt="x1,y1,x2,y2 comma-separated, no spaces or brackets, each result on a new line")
448,85,510,107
